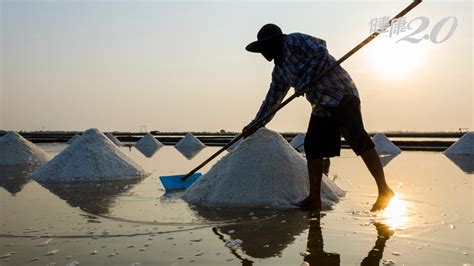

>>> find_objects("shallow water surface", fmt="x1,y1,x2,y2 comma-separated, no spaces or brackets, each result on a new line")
0,144,472,265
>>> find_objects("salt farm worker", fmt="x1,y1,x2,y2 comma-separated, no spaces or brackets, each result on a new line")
242,24,394,211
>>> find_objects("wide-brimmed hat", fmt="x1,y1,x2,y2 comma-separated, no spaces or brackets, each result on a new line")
246,24,284,53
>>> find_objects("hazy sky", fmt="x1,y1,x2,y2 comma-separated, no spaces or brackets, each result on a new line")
1,0,472,132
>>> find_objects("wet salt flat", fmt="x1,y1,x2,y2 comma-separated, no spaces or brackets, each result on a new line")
0,143,473,265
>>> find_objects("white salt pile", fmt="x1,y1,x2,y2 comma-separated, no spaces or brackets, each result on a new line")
175,133,205,149
33,128,148,183
135,133,164,157
372,133,402,155
290,133,305,152
106,133,122,146
67,134,81,144
444,132,474,155
182,128,345,208
0,132,50,166
226,138,242,152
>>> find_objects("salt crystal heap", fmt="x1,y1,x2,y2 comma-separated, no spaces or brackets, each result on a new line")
290,133,305,152
0,132,49,166
443,132,473,173
372,133,402,155
175,133,205,160
444,132,474,155
33,128,147,183
175,133,205,149
106,133,123,146
182,128,345,208
135,133,164,157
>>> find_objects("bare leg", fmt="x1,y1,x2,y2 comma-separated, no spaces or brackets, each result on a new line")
361,148,394,211
297,158,325,209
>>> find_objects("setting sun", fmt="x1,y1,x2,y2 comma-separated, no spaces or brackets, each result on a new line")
366,38,427,78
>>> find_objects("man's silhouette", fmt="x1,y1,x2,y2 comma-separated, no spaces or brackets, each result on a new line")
243,24,394,211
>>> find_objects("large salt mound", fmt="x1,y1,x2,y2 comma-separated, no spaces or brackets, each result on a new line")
33,128,148,183
372,133,402,155
0,132,50,166
175,133,205,148
106,133,123,146
290,133,305,152
67,134,81,144
135,133,164,157
182,128,345,208
226,138,242,152
444,132,474,155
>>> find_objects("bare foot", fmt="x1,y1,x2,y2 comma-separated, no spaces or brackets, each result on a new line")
370,188,395,212
295,196,322,210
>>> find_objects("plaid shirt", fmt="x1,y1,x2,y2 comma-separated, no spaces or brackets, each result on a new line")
252,33,359,124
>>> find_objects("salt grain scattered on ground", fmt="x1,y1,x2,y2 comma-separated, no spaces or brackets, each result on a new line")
32,128,147,183
182,128,345,208
0,131,50,166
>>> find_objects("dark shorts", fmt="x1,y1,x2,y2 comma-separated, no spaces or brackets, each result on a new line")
304,95,375,159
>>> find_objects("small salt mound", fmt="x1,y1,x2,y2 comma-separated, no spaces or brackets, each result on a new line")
444,132,474,155
175,133,205,148
106,133,123,146
33,128,147,183
135,133,164,158
290,133,305,152
182,128,345,208
67,134,81,144
135,133,163,149
0,132,50,166
372,133,402,155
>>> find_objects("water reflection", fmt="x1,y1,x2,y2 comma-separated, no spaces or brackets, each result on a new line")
135,145,162,158
303,212,394,266
0,165,36,195
175,146,205,160
38,179,142,215
303,212,340,265
379,154,398,167
195,207,307,259
444,154,474,174
360,222,394,265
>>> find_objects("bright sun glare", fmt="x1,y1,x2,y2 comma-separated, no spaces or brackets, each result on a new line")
367,38,426,78
377,194,409,230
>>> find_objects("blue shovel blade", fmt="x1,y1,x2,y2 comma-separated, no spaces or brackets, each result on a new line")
159,173,202,191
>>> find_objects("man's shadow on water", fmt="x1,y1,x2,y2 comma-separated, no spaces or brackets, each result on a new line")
303,211,340,265
360,222,394,266
303,211,394,266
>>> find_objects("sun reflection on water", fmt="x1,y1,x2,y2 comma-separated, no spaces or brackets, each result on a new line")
376,194,410,230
